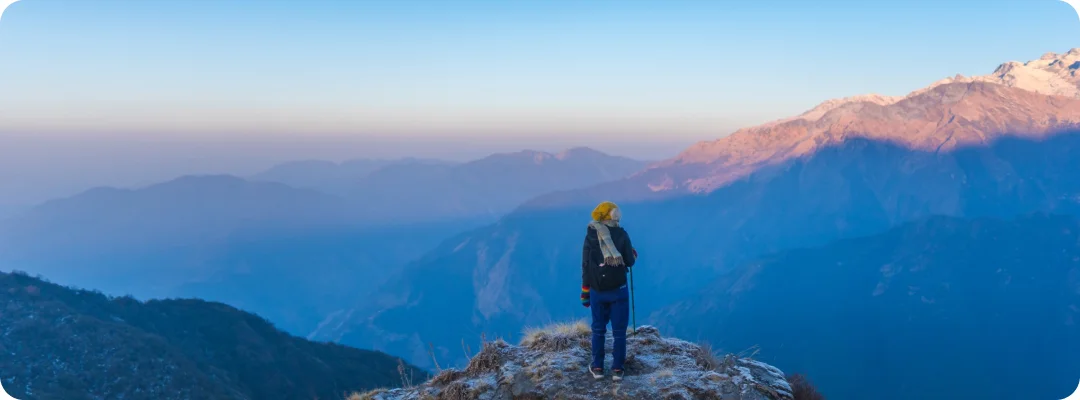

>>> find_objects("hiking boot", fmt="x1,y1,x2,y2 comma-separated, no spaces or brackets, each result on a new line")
589,367,604,380
612,369,624,381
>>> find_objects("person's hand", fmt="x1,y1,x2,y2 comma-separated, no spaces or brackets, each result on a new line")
580,285,591,308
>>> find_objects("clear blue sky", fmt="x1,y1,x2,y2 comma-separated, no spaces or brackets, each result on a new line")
0,0,1076,144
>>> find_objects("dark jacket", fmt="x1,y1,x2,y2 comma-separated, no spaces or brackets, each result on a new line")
582,225,636,292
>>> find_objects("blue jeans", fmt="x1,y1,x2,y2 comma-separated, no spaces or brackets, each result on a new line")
590,285,629,370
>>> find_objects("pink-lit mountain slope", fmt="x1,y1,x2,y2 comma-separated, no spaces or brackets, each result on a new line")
524,49,1080,209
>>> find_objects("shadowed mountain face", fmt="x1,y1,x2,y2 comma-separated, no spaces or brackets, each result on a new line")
654,214,1080,400
312,132,1080,370
0,271,426,400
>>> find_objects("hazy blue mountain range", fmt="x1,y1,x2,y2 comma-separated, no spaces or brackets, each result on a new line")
0,175,358,300
341,147,646,224
0,175,354,258
656,214,1080,400
249,157,456,195
249,148,646,224
0,270,425,400
0,148,645,335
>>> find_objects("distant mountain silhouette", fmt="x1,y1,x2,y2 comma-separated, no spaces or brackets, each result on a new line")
310,50,1080,371
1,175,354,256
345,147,645,224
0,270,425,400
248,149,645,223
250,157,455,195
655,214,1080,400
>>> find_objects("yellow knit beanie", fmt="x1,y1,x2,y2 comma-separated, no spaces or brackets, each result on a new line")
591,201,620,222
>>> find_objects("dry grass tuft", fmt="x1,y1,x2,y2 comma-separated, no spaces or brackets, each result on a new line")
464,339,508,375
397,359,416,388
430,369,466,386
692,342,724,371
520,320,590,352
436,382,469,400
347,388,386,400
788,373,826,400
579,337,591,350
428,342,443,373
736,344,761,360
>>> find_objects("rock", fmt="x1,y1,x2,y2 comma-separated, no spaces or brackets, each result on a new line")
353,323,794,400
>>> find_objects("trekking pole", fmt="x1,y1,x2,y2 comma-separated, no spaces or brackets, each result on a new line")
629,266,637,333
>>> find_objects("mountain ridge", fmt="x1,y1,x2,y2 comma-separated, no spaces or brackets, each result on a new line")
781,48,1080,125
0,270,425,400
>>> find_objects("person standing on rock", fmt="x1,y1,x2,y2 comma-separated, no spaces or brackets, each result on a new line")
580,201,637,381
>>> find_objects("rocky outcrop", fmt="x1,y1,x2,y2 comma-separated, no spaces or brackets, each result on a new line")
352,324,794,400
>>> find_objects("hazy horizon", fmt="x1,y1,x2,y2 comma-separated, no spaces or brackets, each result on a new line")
0,134,690,209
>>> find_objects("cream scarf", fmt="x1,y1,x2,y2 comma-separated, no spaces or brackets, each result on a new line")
589,220,624,267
